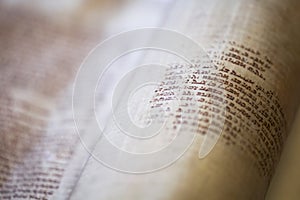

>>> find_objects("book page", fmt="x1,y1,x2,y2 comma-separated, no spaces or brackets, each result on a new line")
0,0,300,200
0,1,110,199
266,108,300,200
67,0,300,200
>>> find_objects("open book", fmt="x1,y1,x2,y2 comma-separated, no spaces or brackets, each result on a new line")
0,0,300,199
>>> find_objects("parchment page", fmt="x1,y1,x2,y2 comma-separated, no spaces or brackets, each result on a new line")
0,0,300,200
68,0,300,200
